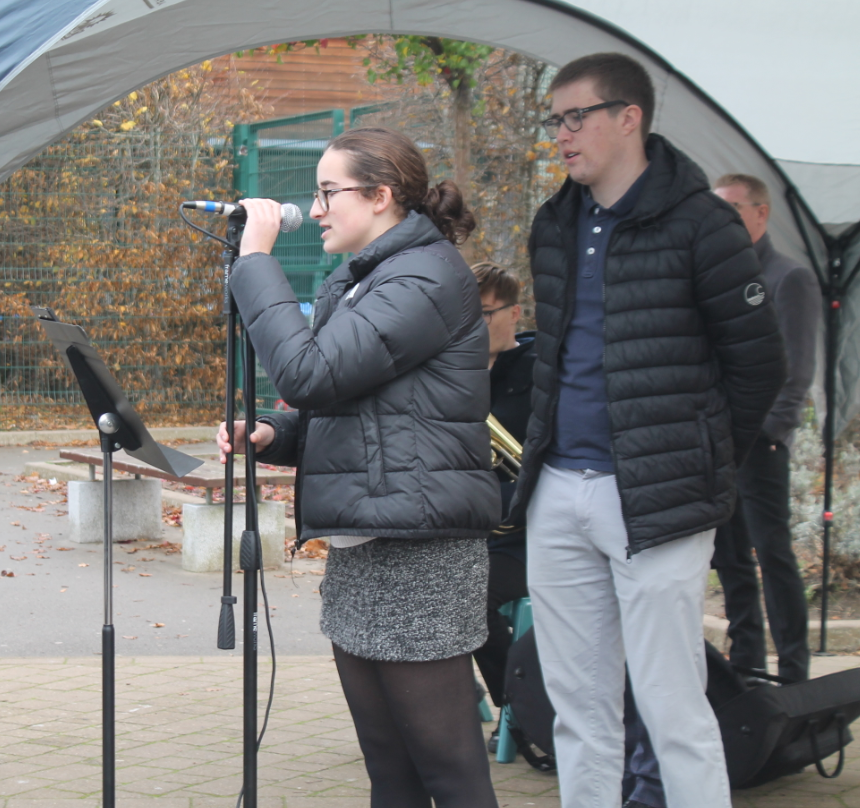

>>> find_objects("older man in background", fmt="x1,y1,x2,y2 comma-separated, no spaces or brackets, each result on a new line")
712,173,821,684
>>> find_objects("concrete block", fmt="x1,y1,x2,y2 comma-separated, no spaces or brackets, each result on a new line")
68,479,163,544
181,502,285,572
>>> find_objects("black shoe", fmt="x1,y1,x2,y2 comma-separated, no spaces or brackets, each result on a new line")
622,801,654,808
487,728,500,754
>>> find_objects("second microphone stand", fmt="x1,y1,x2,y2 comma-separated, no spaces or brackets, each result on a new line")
216,211,263,808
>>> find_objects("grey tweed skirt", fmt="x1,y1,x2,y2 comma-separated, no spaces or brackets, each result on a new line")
319,537,489,662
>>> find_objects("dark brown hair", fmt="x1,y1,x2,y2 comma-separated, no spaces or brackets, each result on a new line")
326,127,476,245
713,173,771,207
550,53,655,140
470,261,520,305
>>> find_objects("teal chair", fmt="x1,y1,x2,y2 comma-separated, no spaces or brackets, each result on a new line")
495,597,534,763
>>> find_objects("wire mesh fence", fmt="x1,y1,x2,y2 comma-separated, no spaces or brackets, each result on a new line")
0,131,231,428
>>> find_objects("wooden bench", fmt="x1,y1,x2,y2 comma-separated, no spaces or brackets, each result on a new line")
58,448,295,503
59,448,295,571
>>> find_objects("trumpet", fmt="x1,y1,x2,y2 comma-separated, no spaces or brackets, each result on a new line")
488,414,524,536
488,413,522,482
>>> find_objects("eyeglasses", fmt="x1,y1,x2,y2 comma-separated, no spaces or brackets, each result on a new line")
482,303,515,322
541,100,630,137
727,201,763,211
313,185,378,213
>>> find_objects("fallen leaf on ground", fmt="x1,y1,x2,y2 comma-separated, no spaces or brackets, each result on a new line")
291,593,299,598
60,587,67,592
1,570,14,577
123,635,137,640
121,566,136,572
142,541,181,554
124,547,139,554
57,547,74,551
10,521,20,527
291,538,329,559
308,569,324,575
78,563,89,568
9,556,26,561
152,622,165,627
139,573,152,577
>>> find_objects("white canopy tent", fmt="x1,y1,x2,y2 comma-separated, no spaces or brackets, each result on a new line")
4,0,859,425
1,0,859,643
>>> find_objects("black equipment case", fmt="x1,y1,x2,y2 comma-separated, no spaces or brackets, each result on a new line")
504,631,860,787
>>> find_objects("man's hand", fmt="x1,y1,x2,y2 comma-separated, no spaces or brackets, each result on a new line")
238,198,284,257
216,419,275,463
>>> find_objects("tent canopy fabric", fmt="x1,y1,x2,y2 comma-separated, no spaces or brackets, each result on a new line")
0,0,858,429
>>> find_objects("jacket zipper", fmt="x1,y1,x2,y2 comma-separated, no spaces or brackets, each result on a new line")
602,222,638,560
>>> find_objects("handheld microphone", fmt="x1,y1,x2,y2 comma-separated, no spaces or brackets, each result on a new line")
181,200,303,233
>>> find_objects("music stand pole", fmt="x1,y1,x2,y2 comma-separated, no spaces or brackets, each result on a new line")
33,307,205,807
98,413,121,808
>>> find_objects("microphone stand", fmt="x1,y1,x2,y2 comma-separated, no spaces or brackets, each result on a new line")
180,199,301,808
217,210,262,808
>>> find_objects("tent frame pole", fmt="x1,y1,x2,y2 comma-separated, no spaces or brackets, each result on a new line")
819,265,840,654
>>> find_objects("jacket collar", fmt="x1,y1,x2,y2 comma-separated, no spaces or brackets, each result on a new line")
348,211,447,282
753,231,775,265
543,134,711,225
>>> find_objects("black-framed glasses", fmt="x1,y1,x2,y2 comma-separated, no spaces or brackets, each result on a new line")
541,100,630,137
482,303,515,322
313,185,378,213
727,201,763,211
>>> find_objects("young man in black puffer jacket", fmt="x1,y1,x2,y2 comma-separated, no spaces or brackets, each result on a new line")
508,53,786,808
469,262,534,735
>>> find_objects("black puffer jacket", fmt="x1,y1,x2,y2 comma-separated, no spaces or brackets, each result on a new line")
510,135,786,554
230,211,502,542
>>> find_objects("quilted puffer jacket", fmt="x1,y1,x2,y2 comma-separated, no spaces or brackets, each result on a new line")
229,211,502,543
510,135,786,554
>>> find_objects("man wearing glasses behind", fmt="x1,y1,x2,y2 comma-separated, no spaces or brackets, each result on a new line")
508,53,786,808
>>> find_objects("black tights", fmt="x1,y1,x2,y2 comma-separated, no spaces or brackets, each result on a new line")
333,644,498,808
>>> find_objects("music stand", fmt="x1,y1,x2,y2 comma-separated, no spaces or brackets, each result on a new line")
33,306,204,808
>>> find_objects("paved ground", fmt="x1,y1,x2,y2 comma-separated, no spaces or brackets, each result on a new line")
0,442,329,657
3,437,860,807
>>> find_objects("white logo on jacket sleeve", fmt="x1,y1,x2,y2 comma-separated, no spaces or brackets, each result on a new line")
744,283,765,306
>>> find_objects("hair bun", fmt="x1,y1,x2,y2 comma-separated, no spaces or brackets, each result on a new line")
423,180,476,246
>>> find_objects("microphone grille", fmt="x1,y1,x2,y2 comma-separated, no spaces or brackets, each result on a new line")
280,203,303,233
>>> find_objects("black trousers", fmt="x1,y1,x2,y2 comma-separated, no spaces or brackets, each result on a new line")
714,436,809,682
473,550,528,707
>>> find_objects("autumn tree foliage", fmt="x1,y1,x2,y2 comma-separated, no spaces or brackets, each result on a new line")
0,61,272,429
355,40,565,313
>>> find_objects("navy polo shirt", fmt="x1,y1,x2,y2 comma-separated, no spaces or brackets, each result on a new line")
546,167,650,472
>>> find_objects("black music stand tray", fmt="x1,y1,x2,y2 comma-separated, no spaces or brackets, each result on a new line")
33,306,204,808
